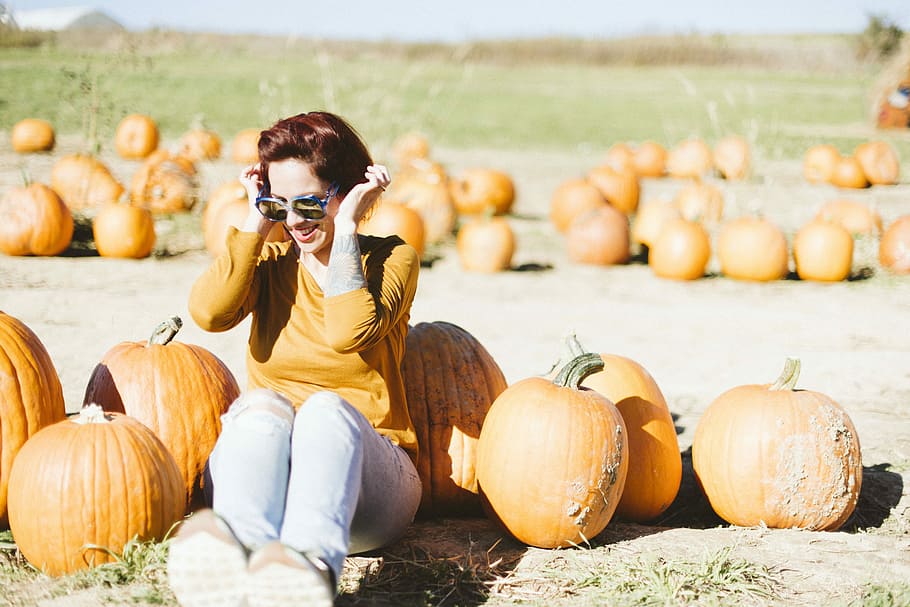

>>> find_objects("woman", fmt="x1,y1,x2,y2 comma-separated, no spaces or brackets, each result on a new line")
166,111,422,607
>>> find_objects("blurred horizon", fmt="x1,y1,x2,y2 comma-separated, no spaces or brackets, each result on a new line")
5,0,910,42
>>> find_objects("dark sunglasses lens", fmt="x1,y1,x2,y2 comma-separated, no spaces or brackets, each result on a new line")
256,199,287,221
291,200,325,220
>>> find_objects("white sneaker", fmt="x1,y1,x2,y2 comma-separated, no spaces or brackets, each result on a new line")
246,541,334,607
167,509,249,607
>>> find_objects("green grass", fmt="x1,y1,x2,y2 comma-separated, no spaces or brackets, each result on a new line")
1,34,907,162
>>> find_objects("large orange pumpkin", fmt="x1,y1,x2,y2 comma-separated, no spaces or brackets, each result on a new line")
402,321,507,517
0,183,74,256
586,165,640,214
114,114,159,160
82,316,241,511
359,199,426,258
853,140,900,186
716,215,789,281
648,218,711,280
567,336,681,523
879,215,910,274
449,168,516,216
0,311,67,527
476,352,628,548
92,203,157,259
793,219,853,282
129,149,198,214
565,205,630,266
549,178,608,233
455,214,515,272
50,154,125,211
692,358,862,530
7,405,184,575
11,118,55,153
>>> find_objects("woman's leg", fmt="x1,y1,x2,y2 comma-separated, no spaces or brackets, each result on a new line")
207,388,296,550
279,391,422,583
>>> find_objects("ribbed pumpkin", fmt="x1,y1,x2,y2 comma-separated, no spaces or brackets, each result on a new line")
0,183,74,257
359,199,426,258
82,316,240,511
666,138,713,179
716,215,789,281
92,203,157,259
178,128,222,162
565,205,630,266
476,352,628,548
50,154,125,211
230,128,261,164
713,135,751,181
402,321,507,517
549,178,608,233
803,144,840,184
456,214,515,272
114,114,159,160
7,405,184,575
11,118,55,153
0,311,67,527
566,336,681,523
201,179,287,257
815,199,883,237
586,165,640,214
129,149,198,214
793,219,853,282
879,215,910,274
854,140,900,186
648,218,711,281
383,163,455,244
449,168,515,216
692,358,862,530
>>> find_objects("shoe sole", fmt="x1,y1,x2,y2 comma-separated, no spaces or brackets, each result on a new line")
167,531,248,607
247,560,334,607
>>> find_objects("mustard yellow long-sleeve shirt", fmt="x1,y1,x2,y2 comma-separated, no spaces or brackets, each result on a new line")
189,227,420,462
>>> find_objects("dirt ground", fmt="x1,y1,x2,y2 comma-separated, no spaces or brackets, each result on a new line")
2,133,909,605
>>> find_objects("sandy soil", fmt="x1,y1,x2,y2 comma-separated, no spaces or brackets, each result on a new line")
2,135,909,605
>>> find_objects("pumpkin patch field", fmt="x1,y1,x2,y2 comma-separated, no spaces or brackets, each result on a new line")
1,32,910,606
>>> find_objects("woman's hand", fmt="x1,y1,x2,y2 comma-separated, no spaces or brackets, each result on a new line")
238,163,274,235
333,164,391,234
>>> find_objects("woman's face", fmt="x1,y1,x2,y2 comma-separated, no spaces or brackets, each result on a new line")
266,158,340,261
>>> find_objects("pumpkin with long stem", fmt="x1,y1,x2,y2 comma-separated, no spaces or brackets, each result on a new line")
7,404,184,576
692,358,862,530
476,351,628,548
82,316,240,511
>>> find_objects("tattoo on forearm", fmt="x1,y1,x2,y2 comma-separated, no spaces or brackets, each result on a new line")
324,233,367,296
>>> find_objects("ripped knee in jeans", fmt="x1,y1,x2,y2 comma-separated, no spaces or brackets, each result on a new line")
222,388,296,432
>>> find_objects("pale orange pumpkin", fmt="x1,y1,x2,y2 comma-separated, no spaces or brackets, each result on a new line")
666,138,713,179
829,156,870,190
383,163,455,244
713,135,751,180
674,181,724,226
359,199,426,257
449,168,516,216
815,199,883,237
7,404,184,575
853,140,900,186
603,142,635,172
92,203,156,259
129,149,198,214
566,336,681,523
0,311,67,528
586,165,640,214
391,132,431,168
11,118,55,153
201,179,287,257
50,154,125,211
793,219,853,282
630,197,681,250
648,218,711,280
476,352,628,548
549,178,608,233
879,215,910,274
803,144,841,184
565,205,630,266
0,183,74,256
631,141,668,178
692,358,862,530
456,214,515,272
83,316,241,511
114,114,159,160
230,128,261,164
402,321,507,517
178,128,222,161
716,215,789,281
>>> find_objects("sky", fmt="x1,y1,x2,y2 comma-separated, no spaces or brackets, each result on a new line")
7,0,910,42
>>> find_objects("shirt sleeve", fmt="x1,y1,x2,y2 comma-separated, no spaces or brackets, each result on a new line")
188,227,265,332
323,236,419,353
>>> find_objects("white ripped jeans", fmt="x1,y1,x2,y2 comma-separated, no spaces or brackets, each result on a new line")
206,388,422,583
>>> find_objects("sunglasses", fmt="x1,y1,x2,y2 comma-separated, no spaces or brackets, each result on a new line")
255,182,340,221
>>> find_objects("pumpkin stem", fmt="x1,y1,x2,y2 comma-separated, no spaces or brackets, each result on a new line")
544,332,586,379
770,357,801,391
553,352,605,389
74,403,110,424
148,316,183,346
